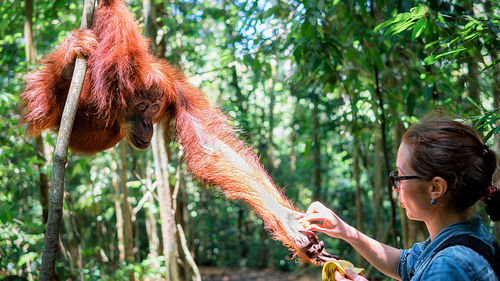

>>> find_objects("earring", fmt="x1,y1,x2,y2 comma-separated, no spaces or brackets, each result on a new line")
430,199,436,205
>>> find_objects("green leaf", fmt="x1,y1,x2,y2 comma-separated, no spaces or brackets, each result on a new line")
464,32,480,41
464,21,476,31
484,125,500,142
425,39,440,49
464,15,480,25
410,5,428,17
482,59,500,73
440,36,460,48
411,17,427,40
437,13,445,24
374,20,391,32
434,47,467,59
375,13,411,33
466,96,481,111
424,55,437,65
393,12,411,23
388,20,416,35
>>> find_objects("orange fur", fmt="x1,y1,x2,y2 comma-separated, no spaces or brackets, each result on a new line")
22,0,171,153
22,0,336,264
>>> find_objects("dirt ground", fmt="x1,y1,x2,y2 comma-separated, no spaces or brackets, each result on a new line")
199,266,322,281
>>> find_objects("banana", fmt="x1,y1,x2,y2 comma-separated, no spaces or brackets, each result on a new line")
322,260,366,281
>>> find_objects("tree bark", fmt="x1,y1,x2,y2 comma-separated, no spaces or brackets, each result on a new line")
373,129,384,240
24,0,36,64
152,123,180,281
350,95,364,265
464,0,480,109
119,141,135,281
144,1,180,278
111,150,126,263
373,66,399,246
62,193,83,281
312,95,322,201
370,0,398,247
39,1,95,280
145,156,160,262
177,224,201,281
483,0,500,242
172,151,192,280
24,0,50,226
36,138,50,224
142,0,161,265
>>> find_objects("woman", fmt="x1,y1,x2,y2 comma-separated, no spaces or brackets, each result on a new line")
299,118,500,281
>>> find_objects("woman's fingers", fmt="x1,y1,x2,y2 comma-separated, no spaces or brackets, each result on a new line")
305,201,327,214
334,270,346,281
344,267,368,281
298,213,327,224
305,223,332,233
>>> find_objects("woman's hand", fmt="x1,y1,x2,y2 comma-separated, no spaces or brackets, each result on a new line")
298,201,354,240
335,267,368,281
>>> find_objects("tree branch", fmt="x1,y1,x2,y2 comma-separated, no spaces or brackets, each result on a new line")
39,1,96,280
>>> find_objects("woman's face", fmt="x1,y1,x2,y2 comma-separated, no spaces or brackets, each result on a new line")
396,142,431,221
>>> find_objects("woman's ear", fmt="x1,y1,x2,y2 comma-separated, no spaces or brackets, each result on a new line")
430,176,447,201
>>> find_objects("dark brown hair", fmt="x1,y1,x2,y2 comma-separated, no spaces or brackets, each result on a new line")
402,117,499,221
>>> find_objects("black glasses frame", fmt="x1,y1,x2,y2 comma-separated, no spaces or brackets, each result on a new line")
390,170,422,191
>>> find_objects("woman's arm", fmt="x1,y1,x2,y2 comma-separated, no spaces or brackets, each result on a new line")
299,202,401,280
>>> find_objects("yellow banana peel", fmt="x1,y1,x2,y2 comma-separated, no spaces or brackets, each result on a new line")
322,260,366,281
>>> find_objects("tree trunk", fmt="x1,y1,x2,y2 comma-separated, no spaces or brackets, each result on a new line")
483,0,500,242
24,0,36,64
370,0,398,247
97,219,110,263
119,141,135,281
111,150,126,263
312,95,322,201
145,156,160,262
142,0,161,268
466,58,480,105
144,2,180,279
464,0,480,109
152,123,179,281
39,1,95,279
24,0,50,227
172,151,192,280
346,87,365,265
353,142,364,265
373,129,384,240
351,124,363,264
63,193,84,281
36,138,50,224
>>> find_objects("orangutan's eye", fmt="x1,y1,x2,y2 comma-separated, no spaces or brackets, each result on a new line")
137,102,147,111
151,104,160,113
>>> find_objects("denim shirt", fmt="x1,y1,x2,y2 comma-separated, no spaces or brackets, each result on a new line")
397,216,498,281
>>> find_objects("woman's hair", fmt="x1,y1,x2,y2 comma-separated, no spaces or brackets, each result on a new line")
402,117,499,221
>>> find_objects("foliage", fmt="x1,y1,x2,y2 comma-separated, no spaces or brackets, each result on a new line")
375,4,499,67
0,0,498,280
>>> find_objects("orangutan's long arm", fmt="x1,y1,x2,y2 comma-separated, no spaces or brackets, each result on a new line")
172,80,338,264
22,29,98,136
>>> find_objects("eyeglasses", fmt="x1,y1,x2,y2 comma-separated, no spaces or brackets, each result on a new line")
390,170,422,191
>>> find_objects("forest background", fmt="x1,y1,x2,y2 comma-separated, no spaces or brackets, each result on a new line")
0,0,498,280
